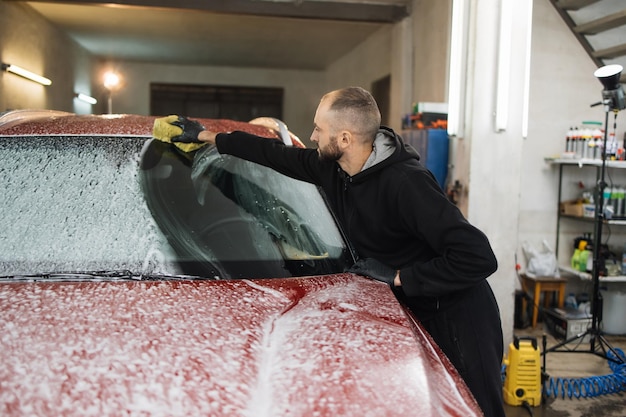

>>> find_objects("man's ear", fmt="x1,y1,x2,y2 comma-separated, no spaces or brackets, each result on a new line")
339,130,352,148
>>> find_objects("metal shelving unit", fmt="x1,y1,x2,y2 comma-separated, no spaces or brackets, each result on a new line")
547,157,626,283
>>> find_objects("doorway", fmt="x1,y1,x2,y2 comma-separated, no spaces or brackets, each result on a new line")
150,83,284,121
371,75,391,126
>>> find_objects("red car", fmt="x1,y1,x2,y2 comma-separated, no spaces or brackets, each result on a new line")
0,110,481,416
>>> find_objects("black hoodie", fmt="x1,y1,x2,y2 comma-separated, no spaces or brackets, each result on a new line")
215,126,497,302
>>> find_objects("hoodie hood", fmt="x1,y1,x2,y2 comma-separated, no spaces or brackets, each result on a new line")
357,126,420,176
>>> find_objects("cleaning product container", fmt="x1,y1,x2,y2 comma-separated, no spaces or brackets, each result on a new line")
601,283,626,335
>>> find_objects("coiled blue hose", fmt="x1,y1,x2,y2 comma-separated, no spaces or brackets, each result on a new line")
543,348,626,399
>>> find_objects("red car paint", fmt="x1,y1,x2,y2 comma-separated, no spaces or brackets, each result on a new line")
0,275,479,417
0,110,303,146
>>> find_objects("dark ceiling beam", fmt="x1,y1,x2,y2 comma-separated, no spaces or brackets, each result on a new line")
554,0,600,11
19,0,410,23
592,43,626,60
549,0,603,67
575,9,626,35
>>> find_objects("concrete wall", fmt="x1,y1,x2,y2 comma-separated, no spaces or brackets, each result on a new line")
411,0,452,103
0,2,94,114
94,61,325,144
324,25,392,96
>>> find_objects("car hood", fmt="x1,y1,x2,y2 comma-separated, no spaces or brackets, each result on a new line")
0,110,303,146
0,273,480,417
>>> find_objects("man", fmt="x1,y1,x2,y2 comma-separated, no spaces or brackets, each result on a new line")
155,86,504,416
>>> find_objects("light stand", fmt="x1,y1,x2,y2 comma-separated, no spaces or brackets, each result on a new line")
545,65,625,365
103,71,121,115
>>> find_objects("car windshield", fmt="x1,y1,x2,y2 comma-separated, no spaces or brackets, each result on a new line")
0,135,352,279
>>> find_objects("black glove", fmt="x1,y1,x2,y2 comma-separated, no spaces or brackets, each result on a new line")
170,116,205,143
348,258,396,285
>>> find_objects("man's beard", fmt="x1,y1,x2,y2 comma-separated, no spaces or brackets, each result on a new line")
317,135,342,162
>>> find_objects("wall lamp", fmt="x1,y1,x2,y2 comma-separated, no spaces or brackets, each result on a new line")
1,63,52,86
103,71,122,114
74,92,98,105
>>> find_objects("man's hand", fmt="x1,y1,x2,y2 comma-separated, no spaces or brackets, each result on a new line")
170,116,205,143
348,258,398,286
153,115,205,144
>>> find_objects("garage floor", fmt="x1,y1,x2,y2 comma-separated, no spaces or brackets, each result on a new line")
504,326,626,417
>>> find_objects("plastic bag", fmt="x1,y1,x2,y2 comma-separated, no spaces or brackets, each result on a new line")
522,240,559,277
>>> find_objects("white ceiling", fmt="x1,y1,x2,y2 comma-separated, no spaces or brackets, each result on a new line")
19,0,626,82
21,0,411,70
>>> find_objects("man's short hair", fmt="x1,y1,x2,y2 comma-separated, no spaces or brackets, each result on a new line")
323,87,381,141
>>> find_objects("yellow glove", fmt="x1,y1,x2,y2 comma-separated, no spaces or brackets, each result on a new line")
152,115,206,153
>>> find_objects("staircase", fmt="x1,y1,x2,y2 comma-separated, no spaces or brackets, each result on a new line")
550,0,626,82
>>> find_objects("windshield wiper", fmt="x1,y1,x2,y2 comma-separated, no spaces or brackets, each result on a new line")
0,270,216,282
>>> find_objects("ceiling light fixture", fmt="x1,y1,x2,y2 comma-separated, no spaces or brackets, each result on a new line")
1,63,52,86
74,92,98,105
495,0,512,132
447,0,470,138
521,0,534,139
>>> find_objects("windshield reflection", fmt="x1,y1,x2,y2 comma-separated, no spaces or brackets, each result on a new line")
140,140,351,279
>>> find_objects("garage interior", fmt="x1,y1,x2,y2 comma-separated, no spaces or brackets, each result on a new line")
1,0,626,415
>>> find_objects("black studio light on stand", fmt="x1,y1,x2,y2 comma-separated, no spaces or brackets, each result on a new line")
594,64,626,112
546,65,625,365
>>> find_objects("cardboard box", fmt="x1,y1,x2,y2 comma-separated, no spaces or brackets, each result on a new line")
418,102,448,114
559,200,584,217
543,307,592,342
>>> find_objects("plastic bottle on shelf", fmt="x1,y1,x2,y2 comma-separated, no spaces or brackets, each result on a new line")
587,136,597,159
596,132,604,159
565,127,573,153
608,132,618,159
565,293,578,310
581,126,592,159
577,293,591,314
574,127,582,158
592,126,603,159
611,185,626,217
603,186,612,215
580,243,591,272
611,186,619,215
584,242,593,272
581,121,603,158
571,250,579,271
571,240,590,272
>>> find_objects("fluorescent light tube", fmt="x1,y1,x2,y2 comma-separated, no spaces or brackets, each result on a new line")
495,0,512,132
521,1,533,139
75,93,98,105
447,0,469,137
1,63,52,86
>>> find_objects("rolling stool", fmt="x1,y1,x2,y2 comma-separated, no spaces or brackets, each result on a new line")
520,274,567,328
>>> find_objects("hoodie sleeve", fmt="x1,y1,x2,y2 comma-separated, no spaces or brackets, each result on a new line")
215,131,324,184
395,168,498,298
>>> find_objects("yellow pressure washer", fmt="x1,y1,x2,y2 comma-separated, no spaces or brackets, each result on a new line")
502,336,542,407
